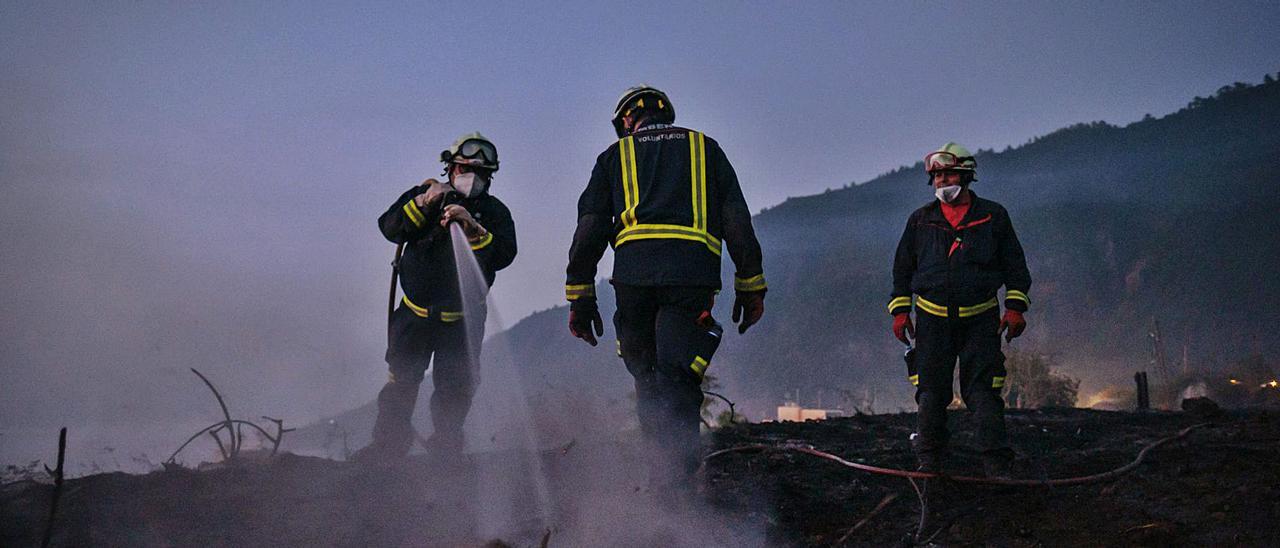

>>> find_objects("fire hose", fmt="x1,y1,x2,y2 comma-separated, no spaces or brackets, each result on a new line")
704,423,1212,545
702,422,1210,486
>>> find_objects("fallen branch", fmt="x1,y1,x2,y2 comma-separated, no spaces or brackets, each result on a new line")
208,429,229,460
837,492,897,545
261,416,296,455
168,419,291,463
40,427,66,548
702,390,737,424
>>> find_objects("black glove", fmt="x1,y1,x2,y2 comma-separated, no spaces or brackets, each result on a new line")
568,298,604,346
732,290,766,334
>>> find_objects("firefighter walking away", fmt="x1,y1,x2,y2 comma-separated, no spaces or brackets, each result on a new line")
565,85,767,499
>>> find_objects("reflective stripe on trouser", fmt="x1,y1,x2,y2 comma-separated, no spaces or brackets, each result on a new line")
612,283,717,484
370,304,482,456
911,307,1009,458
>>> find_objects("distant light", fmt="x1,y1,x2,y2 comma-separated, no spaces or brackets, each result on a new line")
1228,379,1240,385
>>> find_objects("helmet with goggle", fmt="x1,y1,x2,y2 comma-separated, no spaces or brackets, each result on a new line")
611,85,675,138
923,142,977,183
440,132,499,172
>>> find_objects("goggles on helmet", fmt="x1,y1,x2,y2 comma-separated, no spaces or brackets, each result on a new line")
453,139,497,165
924,151,975,173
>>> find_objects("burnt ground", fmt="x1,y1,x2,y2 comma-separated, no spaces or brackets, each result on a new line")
3,408,1278,547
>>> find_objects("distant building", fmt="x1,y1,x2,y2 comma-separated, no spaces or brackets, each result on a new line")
776,401,846,422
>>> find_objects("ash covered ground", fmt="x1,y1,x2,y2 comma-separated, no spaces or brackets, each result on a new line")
3,408,1278,547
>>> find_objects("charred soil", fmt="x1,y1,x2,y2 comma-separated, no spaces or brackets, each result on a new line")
3,408,1278,547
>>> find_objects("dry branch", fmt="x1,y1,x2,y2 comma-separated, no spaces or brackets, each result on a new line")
190,368,237,455
40,427,66,548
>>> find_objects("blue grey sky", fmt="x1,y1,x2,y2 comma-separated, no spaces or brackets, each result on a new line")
2,1,1278,456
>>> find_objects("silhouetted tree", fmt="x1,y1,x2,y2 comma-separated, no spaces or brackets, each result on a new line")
1003,351,1080,408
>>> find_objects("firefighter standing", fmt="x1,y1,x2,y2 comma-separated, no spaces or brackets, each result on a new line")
889,142,1030,476
566,85,766,491
354,132,517,462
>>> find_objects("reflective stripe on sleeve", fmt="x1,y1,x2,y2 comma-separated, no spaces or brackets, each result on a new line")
469,232,494,251
402,200,426,228
992,376,1006,389
565,283,596,301
888,296,912,314
734,274,767,292
1005,290,1030,305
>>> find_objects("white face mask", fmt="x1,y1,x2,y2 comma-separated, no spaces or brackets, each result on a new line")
450,172,489,198
935,184,963,204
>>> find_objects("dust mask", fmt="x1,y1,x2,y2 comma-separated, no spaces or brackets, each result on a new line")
935,185,963,204
450,172,489,199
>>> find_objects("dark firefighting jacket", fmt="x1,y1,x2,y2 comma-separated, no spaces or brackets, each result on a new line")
889,192,1030,318
566,123,765,301
379,187,516,317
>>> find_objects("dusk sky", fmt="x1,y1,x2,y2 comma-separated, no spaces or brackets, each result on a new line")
2,1,1278,462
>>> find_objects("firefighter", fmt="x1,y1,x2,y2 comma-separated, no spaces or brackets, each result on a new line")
354,132,517,462
566,85,766,492
888,142,1030,477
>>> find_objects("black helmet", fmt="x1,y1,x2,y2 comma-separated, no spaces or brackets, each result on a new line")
611,84,674,137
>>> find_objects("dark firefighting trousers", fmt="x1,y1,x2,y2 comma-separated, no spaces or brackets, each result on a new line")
368,304,481,457
612,283,720,488
912,308,1011,465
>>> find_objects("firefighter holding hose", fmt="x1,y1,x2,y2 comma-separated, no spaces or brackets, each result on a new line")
889,142,1031,478
565,85,767,497
354,132,517,463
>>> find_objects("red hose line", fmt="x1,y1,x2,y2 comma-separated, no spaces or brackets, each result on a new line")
702,423,1211,487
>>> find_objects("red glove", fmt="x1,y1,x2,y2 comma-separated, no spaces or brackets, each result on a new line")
568,300,604,346
732,291,765,334
892,312,914,344
998,309,1026,342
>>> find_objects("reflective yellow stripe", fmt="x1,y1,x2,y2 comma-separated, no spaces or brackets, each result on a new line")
627,137,640,225
565,283,595,301
914,296,948,318
619,137,640,227
616,339,622,357
992,376,1006,389
615,223,722,256
735,274,767,292
439,311,464,322
469,232,494,251
909,374,919,386
887,296,912,313
915,296,998,318
402,295,430,318
402,201,425,228
1005,290,1029,305
689,131,707,231
690,356,709,377
959,299,999,317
